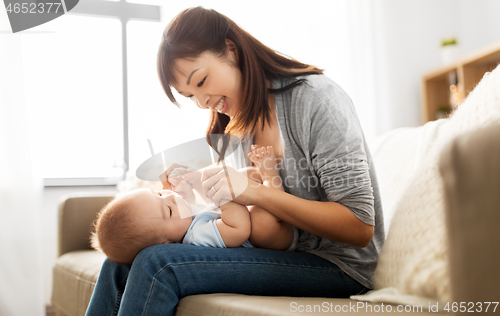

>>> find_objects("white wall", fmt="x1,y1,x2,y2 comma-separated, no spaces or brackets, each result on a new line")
457,0,500,54
371,0,500,135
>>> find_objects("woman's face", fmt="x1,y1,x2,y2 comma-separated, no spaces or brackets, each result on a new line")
171,41,242,118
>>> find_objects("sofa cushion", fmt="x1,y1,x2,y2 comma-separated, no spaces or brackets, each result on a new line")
176,294,436,316
371,64,500,304
440,123,500,303
52,250,106,316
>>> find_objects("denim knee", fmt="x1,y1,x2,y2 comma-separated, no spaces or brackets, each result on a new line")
119,245,183,316
133,244,190,267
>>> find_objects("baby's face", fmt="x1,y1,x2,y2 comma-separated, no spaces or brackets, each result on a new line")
123,188,193,243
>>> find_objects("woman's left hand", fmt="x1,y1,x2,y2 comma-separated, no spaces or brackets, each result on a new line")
201,164,260,206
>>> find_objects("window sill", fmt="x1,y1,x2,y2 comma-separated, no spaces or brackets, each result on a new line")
43,176,123,187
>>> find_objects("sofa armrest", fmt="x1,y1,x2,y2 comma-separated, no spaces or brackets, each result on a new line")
440,123,500,303
58,193,115,257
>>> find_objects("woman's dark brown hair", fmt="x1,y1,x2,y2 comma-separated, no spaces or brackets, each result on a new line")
157,6,323,139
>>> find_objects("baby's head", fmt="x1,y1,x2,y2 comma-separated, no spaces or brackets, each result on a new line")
91,188,193,264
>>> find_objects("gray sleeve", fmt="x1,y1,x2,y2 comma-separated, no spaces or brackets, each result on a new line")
299,81,375,225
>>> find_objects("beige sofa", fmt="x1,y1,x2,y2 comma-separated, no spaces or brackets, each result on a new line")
52,66,500,315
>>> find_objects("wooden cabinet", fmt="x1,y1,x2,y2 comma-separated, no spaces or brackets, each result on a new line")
422,40,500,124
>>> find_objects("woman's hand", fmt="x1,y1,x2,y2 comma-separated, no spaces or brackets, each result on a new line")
201,164,260,206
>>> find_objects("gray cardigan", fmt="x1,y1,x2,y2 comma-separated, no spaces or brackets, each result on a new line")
239,74,385,289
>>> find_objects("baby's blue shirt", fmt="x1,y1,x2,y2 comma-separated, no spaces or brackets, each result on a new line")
182,204,252,248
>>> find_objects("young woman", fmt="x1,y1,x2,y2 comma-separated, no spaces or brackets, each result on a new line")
86,7,384,316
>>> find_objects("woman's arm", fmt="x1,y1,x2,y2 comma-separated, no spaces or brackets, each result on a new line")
252,185,373,248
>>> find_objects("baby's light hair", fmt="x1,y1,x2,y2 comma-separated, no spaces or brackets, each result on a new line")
90,195,164,265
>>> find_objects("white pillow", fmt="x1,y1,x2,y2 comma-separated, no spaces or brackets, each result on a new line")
372,63,500,304
369,126,421,235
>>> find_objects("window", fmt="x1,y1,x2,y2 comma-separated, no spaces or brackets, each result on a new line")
21,0,163,185
22,15,124,184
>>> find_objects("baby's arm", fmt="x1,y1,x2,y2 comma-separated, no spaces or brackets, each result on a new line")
215,201,251,247
239,166,263,184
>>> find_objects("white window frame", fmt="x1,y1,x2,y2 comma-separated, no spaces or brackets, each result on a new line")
44,0,161,186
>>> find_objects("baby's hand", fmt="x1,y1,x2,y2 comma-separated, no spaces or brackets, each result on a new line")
160,163,189,190
172,179,196,204
168,167,192,187
183,169,203,185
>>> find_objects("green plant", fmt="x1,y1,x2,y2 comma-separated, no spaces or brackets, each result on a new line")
438,105,450,112
441,38,457,47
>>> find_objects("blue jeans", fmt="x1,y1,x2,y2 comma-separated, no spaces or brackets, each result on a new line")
85,244,368,316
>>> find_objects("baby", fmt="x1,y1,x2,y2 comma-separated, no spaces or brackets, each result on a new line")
91,145,293,265
90,174,251,264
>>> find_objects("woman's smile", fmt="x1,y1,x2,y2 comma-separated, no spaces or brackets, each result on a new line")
213,96,227,114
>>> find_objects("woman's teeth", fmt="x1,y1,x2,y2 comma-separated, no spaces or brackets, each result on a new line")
215,97,225,112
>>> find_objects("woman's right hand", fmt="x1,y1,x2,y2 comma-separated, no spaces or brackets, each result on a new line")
201,164,260,207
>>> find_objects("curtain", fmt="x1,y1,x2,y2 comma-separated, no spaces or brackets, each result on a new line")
0,15,45,316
